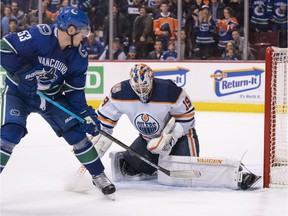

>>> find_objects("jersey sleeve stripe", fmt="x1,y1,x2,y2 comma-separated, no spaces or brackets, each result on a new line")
97,111,118,128
172,112,195,119
1,38,18,54
98,115,117,126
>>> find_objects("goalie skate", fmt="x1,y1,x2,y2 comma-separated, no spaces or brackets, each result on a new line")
92,172,116,196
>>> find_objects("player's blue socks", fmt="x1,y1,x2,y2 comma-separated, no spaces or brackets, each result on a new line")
73,137,104,176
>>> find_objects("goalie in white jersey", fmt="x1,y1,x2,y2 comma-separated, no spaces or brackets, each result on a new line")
96,63,199,175
94,63,260,190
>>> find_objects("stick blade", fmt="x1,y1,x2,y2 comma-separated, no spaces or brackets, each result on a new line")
169,170,201,178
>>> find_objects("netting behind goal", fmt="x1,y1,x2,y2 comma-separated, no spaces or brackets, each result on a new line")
263,47,288,188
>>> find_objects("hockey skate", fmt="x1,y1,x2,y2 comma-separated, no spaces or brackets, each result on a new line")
92,172,116,198
240,172,261,190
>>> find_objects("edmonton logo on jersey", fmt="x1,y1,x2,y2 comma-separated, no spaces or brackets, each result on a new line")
210,67,264,97
134,113,159,135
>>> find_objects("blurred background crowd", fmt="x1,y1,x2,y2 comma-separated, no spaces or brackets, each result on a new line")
0,0,287,60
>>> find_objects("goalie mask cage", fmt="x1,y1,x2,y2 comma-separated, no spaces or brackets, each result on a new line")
264,46,288,188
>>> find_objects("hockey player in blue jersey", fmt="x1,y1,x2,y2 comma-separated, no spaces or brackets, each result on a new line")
0,6,115,196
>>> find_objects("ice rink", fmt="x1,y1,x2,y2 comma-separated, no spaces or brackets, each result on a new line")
1,111,287,216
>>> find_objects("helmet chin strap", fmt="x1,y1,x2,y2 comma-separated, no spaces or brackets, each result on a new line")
69,34,74,47
66,25,77,47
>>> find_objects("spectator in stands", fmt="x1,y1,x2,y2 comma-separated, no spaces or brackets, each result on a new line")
160,40,177,60
6,0,26,14
231,29,254,60
99,37,127,60
102,4,130,45
83,32,105,60
132,5,154,59
145,0,162,18
8,17,19,33
147,38,163,59
10,1,25,31
166,0,177,16
249,0,271,32
153,1,178,50
216,6,238,57
185,0,204,51
193,4,216,60
27,0,40,14
123,0,142,37
221,41,236,58
270,1,287,48
209,0,225,21
182,0,194,31
223,0,244,34
24,16,38,29
223,47,238,60
209,0,225,47
1,5,16,37
2,18,19,36
61,0,70,7
176,29,191,59
26,0,53,26
48,0,62,13
85,0,108,32
126,45,139,60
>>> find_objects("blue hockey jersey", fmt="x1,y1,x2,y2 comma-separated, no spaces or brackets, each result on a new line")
1,24,89,111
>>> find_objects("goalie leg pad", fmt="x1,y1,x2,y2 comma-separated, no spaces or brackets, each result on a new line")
158,156,242,189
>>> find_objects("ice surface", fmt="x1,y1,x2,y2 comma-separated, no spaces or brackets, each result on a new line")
1,112,287,216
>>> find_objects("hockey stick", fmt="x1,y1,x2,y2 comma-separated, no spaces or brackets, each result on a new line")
37,91,201,178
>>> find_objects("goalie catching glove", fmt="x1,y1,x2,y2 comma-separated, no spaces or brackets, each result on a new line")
78,106,101,136
147,118,184,156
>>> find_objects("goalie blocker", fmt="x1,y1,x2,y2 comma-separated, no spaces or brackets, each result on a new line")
109,151,261,190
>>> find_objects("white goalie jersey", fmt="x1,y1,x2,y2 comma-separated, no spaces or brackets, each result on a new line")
97,78,195,141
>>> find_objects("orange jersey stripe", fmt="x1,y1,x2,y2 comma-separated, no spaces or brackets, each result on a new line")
98,115,117,126
172,112,195,119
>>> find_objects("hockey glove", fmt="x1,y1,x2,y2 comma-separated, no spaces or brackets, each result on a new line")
17,64,43,97
147,122,184,156
79,106,101,136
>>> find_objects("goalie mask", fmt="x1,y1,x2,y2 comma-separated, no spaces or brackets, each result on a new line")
130,64,154,103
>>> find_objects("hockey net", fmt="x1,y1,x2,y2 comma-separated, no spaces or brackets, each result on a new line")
264,47,288,188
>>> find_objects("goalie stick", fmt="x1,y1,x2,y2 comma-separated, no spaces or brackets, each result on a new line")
37,91,201,179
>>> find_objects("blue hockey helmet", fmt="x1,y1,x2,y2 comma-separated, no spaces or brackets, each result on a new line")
57,6,90,37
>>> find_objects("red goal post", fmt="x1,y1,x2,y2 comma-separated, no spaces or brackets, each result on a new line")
264,46,288,188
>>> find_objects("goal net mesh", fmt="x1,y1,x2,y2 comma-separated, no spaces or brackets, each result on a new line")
266,47,288,187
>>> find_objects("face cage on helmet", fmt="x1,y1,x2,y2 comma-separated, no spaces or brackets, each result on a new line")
130,70,153,103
